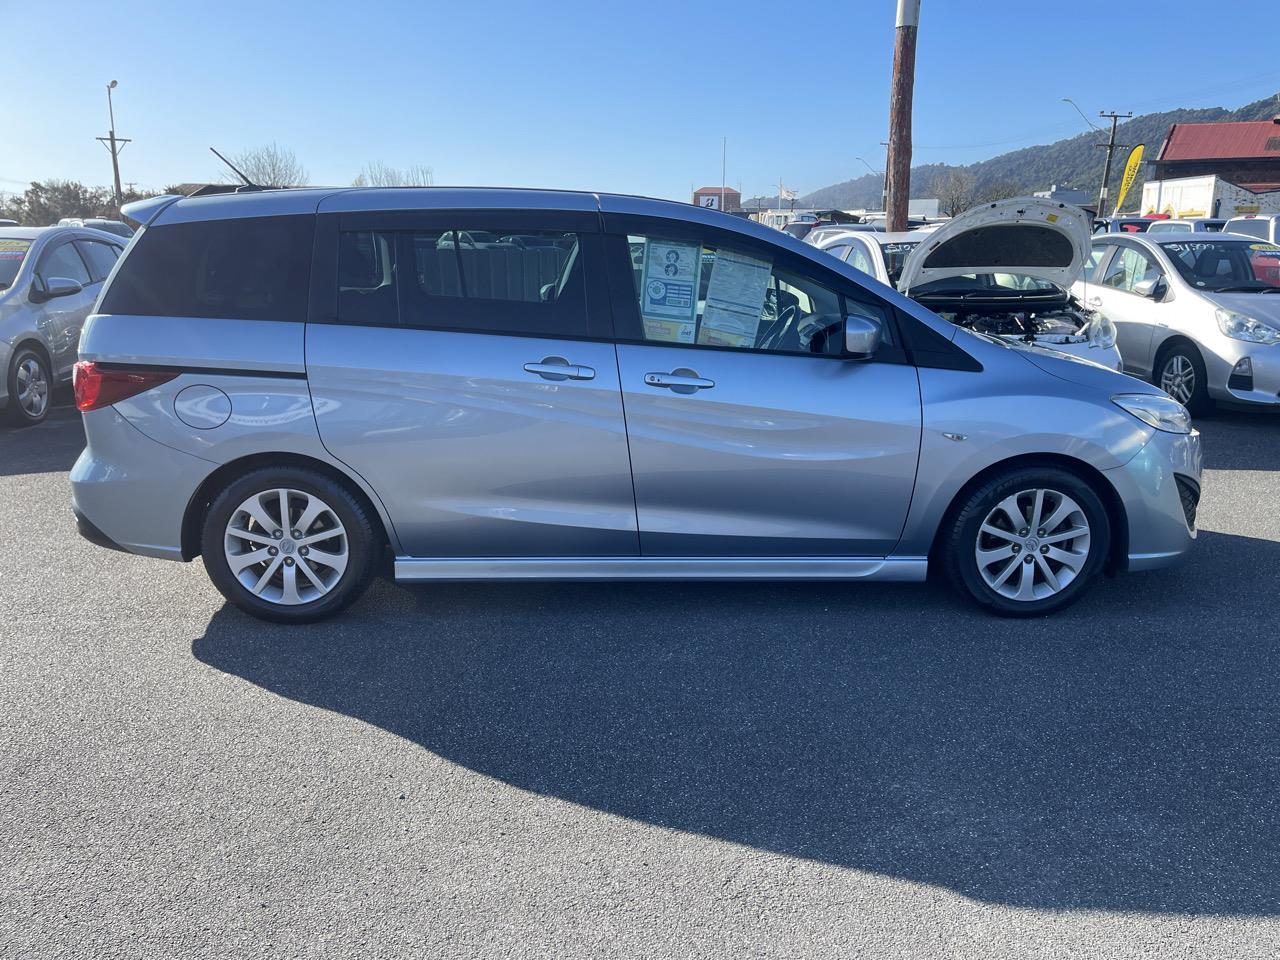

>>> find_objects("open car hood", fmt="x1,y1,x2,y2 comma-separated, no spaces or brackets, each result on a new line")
898,197,1090,295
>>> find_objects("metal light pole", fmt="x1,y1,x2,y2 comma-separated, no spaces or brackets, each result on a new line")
884,0,920,232
96,80,130,212
856,155,886,212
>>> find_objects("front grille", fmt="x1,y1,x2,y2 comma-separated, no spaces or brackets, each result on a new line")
1175,475,1200,531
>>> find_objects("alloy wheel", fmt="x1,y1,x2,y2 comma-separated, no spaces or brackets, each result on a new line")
15,357,49,419
1160,354,1195,405
974,488,1091,602
223,488,349,606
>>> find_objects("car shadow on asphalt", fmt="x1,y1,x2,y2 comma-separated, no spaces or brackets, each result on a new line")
0,404,83,477
193,528,1280,915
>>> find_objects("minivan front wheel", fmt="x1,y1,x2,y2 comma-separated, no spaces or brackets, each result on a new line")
944,467,1110,616
201,467,378,623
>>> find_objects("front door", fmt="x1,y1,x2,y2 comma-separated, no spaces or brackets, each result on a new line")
306,213,638,558
33,239,96,378
607,226,922,557
1089,243,1167,377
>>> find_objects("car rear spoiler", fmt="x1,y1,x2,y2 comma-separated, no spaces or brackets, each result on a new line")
119,194,183,228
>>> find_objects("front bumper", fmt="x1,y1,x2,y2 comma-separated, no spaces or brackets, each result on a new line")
70,407,214,561
1104,425,1202,572
1205,340,1280,406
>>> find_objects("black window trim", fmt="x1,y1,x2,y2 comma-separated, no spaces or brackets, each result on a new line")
72,237,123,285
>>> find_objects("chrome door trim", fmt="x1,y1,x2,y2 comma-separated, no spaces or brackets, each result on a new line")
394,556,927,581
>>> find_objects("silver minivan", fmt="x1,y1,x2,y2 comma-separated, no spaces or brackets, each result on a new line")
72,188,1201,622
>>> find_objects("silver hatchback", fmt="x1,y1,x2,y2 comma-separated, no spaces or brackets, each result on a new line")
1,226,126,425
72,188,1201,622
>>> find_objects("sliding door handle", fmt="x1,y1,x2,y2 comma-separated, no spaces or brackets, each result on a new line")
644,369,715,394
524,357,596,381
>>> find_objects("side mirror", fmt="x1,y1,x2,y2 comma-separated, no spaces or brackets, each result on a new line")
1133,276,1167,301
843,315,881,358
31,276,83,304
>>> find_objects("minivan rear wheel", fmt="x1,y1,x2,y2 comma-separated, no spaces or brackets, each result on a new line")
201,467,378,623
943,466,1110,617
4,346,52,427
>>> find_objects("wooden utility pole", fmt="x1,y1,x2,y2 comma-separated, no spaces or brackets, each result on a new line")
1095,111,1132,218
885,0,919,232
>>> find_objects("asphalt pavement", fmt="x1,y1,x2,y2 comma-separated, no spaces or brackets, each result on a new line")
4,405,1280,958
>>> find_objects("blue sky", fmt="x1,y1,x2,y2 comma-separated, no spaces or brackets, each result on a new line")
5,0,1279,201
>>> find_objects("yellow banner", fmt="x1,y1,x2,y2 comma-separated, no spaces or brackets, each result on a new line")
1113,144,1145,216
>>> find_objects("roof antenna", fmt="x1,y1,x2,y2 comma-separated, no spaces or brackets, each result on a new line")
209,146,261,189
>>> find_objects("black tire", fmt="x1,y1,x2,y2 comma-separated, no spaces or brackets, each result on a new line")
201,466,379,623
942,466,1111,617
4,345,52,427
1153,342,1212,415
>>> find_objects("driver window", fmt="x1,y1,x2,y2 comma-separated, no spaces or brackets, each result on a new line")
626,234,888,357
1101,246,1161,294
39,242,92,287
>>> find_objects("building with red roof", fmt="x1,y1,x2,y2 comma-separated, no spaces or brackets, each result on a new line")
1151,117,1280,193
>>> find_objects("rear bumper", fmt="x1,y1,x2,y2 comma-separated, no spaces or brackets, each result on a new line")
1105,426,1202,572
70,407,213,561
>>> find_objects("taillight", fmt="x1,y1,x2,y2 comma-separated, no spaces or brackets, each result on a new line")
73,361,179,412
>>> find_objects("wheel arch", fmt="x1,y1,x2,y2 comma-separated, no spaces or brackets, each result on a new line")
928,452,1129,575
1151,333,1201,376
7,336,52,374
181,451,392,561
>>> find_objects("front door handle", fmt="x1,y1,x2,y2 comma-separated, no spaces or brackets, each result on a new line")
644,368,715,394
523,356,596,381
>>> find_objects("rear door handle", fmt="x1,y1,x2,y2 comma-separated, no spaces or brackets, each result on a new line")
523,356,596,381
644,369,715,394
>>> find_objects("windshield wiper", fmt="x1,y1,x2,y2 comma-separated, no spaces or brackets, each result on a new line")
1213,283,1271,293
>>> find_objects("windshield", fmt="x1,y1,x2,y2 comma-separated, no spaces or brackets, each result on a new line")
881,241,919,285
1162,239,1280,291
912,273,1062,296
0,239,32,290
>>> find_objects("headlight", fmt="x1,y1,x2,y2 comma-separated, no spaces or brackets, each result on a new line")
1112,393,1192,434
1215,307,1280,344
1087,313,1116,349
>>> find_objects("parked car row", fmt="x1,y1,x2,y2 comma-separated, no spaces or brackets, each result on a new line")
808,198,1124,371
811,200,1280,414
67,188,1199,623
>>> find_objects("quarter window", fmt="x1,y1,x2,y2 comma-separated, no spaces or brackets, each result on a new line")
40,242,91,286
100,215,314,322
337,227,586,337
625,234,890,357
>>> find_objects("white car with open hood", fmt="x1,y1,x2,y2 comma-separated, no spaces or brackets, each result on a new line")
812,198,1123,370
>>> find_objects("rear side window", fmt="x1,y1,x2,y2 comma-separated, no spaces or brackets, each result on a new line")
1228,219,1268,240
101,215,314,322
336,227,586,337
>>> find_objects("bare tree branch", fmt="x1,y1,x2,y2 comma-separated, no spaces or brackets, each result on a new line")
227,143,310,187
352,162,434,187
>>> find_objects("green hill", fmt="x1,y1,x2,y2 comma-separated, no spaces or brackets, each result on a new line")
748,92,1280,212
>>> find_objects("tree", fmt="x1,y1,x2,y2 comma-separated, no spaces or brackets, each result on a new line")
351,161,434,187
227,143,309,187
975,178,1022,204
931,168,976,217
0,179,110,224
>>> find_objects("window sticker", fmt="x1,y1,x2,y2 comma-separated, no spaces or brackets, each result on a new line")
697,249,773,348
1250,243,1280,252
639,240,701,343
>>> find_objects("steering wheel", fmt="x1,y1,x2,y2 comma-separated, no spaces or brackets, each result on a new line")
757,304,798,351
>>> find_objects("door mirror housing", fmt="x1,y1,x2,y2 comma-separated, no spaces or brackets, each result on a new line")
843,315,881,358
1133,276,1167,301
31,276,83,304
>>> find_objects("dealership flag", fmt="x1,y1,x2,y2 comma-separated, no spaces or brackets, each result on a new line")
1113,144,1145,216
